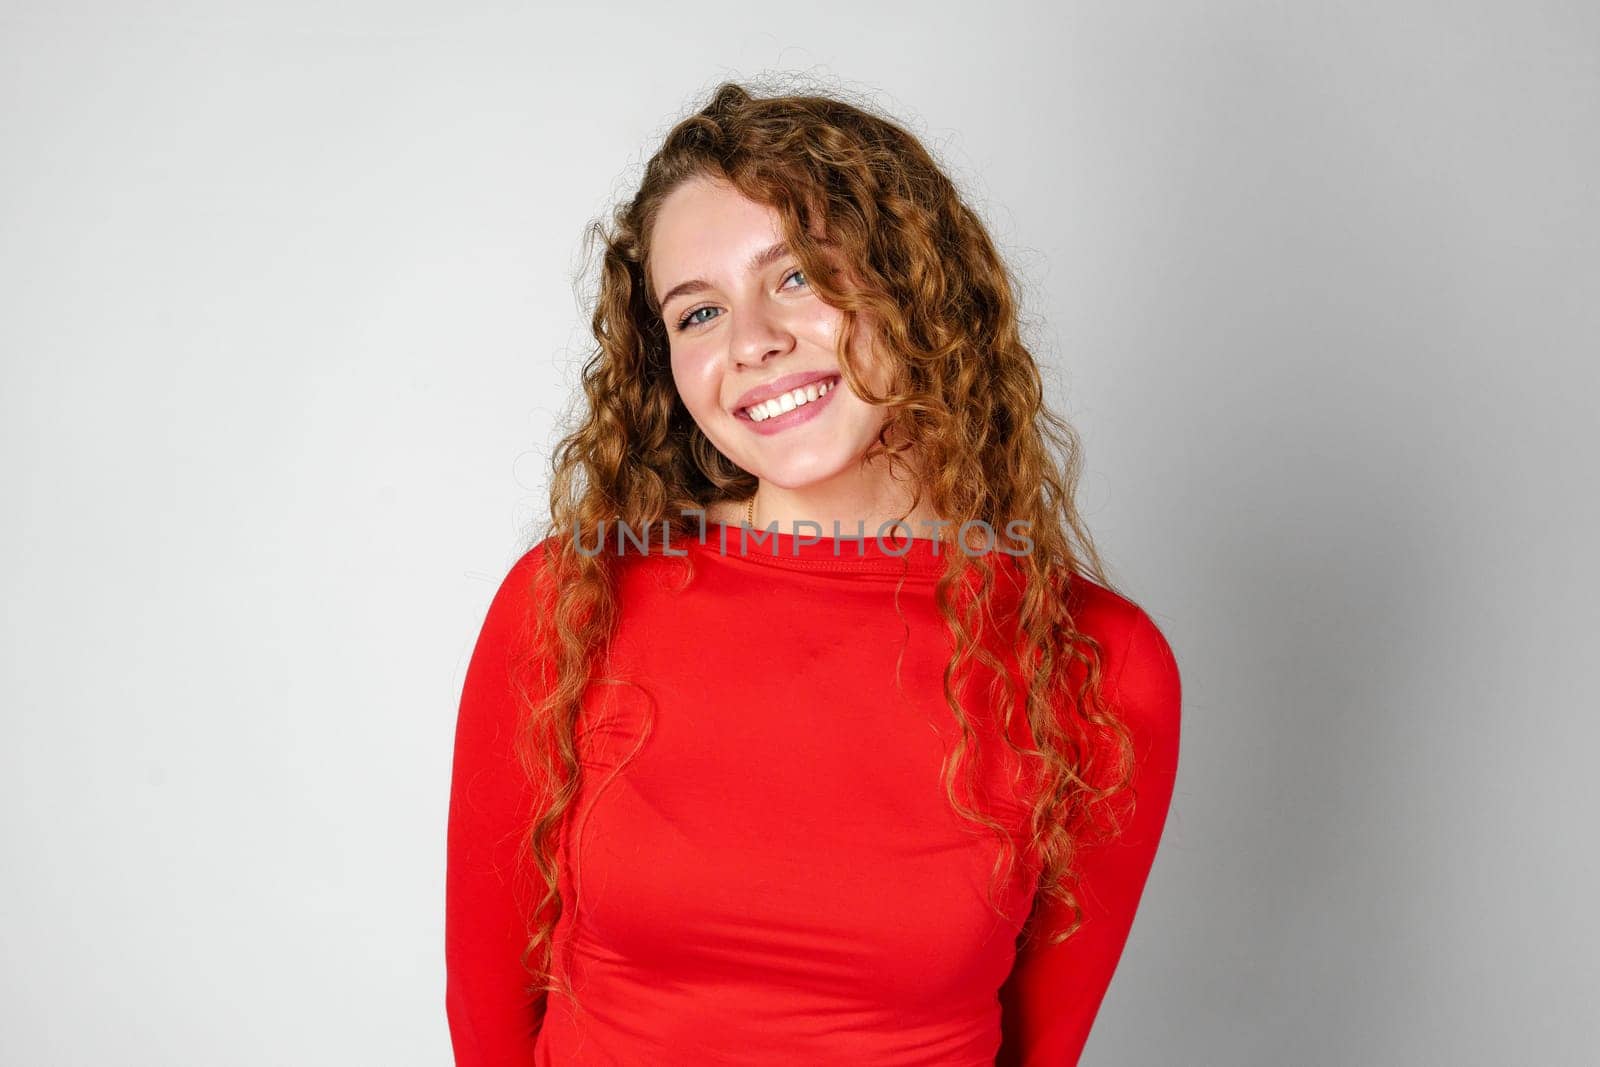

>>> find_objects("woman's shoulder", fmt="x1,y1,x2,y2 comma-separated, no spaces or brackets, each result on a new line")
471,536,563,643
502,534,564,589
1059,571,1183,737
1061,572,1167,648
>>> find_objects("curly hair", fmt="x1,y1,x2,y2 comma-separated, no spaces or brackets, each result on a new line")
507,75,1137,1023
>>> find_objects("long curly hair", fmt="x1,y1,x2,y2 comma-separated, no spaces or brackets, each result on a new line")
507,76,1137,1021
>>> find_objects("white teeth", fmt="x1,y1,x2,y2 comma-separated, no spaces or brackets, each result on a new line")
746,377,835,422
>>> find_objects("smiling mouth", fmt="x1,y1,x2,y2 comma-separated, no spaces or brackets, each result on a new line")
736,375,842,422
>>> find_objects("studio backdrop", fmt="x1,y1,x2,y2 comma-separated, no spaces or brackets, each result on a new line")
2,2,1596,1064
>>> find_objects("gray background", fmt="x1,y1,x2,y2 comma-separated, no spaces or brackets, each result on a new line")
3,2,1596,1064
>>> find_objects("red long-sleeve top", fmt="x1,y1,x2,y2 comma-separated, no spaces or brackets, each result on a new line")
447,524,1182,1065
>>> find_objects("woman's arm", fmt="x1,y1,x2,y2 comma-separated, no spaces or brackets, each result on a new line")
445,544,552,1065
996,606,1183,1066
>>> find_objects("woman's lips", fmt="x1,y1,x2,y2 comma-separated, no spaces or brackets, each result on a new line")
737,374,841,435
731,370,840,415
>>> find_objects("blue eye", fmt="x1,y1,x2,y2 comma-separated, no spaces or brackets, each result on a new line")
676,306,718,331
673,269,807,332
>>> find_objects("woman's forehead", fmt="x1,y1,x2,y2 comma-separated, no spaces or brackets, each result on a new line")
650,182,789,303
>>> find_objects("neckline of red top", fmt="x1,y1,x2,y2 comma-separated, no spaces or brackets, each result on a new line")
672,521,1027,579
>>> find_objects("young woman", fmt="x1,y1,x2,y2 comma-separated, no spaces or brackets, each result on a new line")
446,82,1183,1066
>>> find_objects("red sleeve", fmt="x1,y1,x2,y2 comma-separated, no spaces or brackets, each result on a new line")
996,606,1183,1066
446,544,552,1066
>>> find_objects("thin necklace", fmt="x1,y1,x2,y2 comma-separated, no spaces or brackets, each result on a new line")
744,487,757,527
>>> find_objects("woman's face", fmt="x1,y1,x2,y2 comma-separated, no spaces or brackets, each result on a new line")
650,174,891,494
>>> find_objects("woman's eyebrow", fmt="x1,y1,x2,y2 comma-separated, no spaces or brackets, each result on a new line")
657,240,792,311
